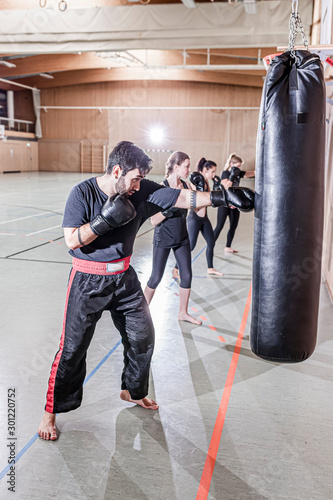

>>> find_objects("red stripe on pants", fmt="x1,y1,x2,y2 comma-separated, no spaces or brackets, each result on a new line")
45,268,76,413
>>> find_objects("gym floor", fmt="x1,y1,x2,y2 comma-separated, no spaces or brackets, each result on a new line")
0,172,332,500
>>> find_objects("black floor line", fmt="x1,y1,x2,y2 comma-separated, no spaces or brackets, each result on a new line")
3,236,65,258
3,225,153,260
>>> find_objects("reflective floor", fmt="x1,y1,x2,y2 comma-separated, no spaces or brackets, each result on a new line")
0,172,332,500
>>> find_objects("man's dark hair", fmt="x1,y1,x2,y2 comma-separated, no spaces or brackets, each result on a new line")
106,141,153,176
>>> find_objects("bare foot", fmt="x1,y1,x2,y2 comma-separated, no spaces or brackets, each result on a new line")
172,268,180,280
224,247,238,253
120,390,159,410
207,268,224,277
178,313,202,325
38,411,57,441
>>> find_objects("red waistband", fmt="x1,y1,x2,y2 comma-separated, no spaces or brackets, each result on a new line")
72,256,131,275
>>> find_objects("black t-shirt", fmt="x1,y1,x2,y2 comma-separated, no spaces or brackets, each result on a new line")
153,179,189,248
221,169,245,187
62,177,180,261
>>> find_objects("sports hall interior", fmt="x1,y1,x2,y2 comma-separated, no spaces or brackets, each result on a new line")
0,0,332,499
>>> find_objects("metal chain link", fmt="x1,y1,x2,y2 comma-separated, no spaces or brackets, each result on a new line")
39,0,67,11
287,7,309,58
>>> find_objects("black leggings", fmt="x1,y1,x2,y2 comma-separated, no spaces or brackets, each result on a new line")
187,212,215,269
214,206,240,247
147,242,192,289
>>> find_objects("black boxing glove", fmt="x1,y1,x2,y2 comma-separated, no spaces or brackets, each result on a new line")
226,187,254,212
213,175,222,190
229,166,241,183
189,171,206,192
161,206,179,219
90,194,136,236
210,186,255,212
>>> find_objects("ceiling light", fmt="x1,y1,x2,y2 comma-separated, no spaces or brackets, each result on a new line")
149,127,164,144
39,73,54,79
96,51,143,66
0,61,16,68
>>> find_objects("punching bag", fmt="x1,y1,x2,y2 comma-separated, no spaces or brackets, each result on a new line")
250,50,326,362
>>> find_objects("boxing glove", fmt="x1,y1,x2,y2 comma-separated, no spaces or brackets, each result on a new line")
213,175,223,190
90,194,137,236
189,171,206,191
210,186,254,212
229,166,241,183
161,206,179,219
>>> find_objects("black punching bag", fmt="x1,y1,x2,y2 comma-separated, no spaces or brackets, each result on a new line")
250,50,326,362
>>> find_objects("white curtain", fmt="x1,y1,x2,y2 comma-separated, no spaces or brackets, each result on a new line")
32,89,42,138
0,2,313,53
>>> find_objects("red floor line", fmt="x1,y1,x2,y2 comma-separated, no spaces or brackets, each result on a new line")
196,285,252,500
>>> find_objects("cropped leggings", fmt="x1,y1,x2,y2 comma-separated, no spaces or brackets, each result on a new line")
214,206,240,247
187,212,215,269
147,241,192,289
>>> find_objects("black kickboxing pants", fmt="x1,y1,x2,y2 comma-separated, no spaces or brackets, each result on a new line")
45,265,154,414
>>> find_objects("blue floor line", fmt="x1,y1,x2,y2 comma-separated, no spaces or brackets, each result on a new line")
83,340,121,386
0,339,122,482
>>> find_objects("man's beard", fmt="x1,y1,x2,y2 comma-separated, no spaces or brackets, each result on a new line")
115,176,127,195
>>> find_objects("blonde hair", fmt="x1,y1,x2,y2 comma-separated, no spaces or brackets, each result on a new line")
224,153,243,171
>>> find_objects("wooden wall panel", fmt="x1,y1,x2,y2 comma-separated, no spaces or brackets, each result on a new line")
26,141,38,171
39,80,261,174
105,108,259,174
80,141,106,173
0,139,38,173
41,80,261,115
39,140,81,172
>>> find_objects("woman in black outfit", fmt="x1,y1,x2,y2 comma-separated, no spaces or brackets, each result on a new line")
214,153,255,253
187,158,224,277
144,151,202,325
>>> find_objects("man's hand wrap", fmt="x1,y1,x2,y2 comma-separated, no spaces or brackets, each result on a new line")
90,194,137,236
210,186,255,212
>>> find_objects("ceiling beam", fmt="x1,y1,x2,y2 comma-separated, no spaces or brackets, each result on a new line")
0,49,271,82
4,66,264,89
0,53,112,78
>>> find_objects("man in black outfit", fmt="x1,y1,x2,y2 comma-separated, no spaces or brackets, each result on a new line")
38,141,254,440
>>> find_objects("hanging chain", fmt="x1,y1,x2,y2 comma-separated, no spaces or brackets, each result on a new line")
287,0,309,58
39,0,67,10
